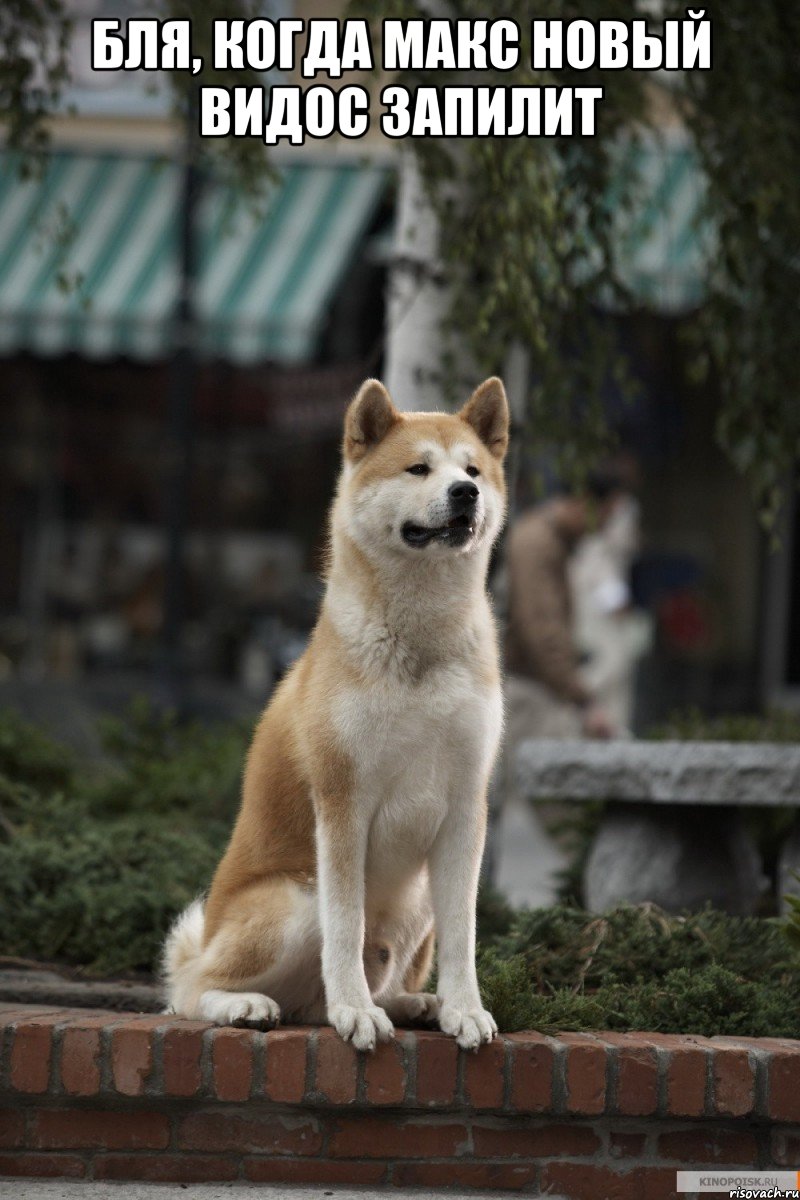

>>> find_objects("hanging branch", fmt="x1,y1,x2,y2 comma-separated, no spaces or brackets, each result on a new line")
355,0,800,518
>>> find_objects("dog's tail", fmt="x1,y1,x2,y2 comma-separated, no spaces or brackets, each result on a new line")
161,898,206,1014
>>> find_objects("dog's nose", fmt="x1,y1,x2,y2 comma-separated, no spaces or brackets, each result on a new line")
448,480,479,508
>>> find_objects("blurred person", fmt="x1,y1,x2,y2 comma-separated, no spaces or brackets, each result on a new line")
484,472,628,902
570,489,653,733
488,469,628,908
503,468,627,744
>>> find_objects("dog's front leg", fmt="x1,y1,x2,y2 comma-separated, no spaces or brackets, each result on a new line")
316,809,394,1052
428,795,497,1050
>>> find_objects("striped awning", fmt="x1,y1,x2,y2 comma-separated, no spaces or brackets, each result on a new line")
610,133,712,313
0,152,388,364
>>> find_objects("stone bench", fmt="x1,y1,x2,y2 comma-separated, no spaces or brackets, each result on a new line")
516,740,800,914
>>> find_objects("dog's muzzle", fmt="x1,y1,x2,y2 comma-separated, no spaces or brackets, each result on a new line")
401,482,480,548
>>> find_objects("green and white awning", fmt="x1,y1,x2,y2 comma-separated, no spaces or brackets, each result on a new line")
0,152,388,363
610,133,712,313
0,136,709,363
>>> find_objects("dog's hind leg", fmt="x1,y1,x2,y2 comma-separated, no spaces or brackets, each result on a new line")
165,876,321,1027
382,926,439,1025
403,925,436,993
368,875,438,1026
198,988,281,1028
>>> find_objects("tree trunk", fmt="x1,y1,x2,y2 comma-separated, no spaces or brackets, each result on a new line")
383,152,452,412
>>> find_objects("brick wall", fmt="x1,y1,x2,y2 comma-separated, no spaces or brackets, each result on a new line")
1,1003,799,1197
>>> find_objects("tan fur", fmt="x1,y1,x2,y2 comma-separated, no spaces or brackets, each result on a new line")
403,928,436,993
163,377,509,1050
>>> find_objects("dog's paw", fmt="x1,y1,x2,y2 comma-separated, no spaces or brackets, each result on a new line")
199,989,281,1029
329,1003,394,1051
438,1001,497,1050
384,992,440,1025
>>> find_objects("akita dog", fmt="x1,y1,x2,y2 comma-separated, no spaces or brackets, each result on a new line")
163,376,509,1051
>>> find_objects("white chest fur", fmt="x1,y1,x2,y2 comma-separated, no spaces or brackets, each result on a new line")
323,541,503,896
331,659,502,893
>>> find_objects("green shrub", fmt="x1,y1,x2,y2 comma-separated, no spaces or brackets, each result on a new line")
478,958,799,1040
475,881,516,941
89,697,248,820
475,902,800,1037
493,903,795,990
0,811,226,974
0,701,246,975
785,873,800,954
0,707,74,791
648,706,800,743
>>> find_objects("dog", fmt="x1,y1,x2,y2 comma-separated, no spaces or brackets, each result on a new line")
163,376,509,1051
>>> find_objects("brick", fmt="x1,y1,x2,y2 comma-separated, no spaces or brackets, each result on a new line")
108,1011,168,1025
414,1031,458,1106
363,1034,407,1105
6,1013,799,1197
602,1034,658,1116
609,1130,648,1159
161,1022,207,1097
643,1032,711,1053
541,1163,641,1200
543,1164,678,1200
562,1033,606,1116
314,1029,358,1105
111,1025,154,1097
393,1161,538,1190
658,1127,758,1165
0,1153,86,1178
771,1129,800,1167
508,1033,555,1113
0,1006,68,1043
61,1011,123,1028
0,1005,64,1022
463,1035,505,1109
211,1027,254,1102
60,1027,101,1097
713,1047,755,1117
329,1115,467,1159
666,1044,708,1117
263,1028,308,1103
10,1016,62,1093
245,1158,387,1185
473,1120,600,1159
0,1106,25,1148
95,1154,239,1183
769,1049,800,1122
0,1007,25,1023
713,1035,793,1051
641,1166,684,1200
177,1110,322,1156
31,1109,169,1151
623,1027,710,1118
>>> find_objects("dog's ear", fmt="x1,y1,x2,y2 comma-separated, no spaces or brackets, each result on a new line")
344,379,400,462
459,377,509,460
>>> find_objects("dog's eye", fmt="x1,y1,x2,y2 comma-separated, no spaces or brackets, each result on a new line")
406,463,430,476
466,465,480,478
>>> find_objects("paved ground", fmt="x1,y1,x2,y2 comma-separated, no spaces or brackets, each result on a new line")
0,1183,542,1200
493,796,566,909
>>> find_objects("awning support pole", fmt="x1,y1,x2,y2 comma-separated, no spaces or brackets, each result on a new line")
159,95,201,714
